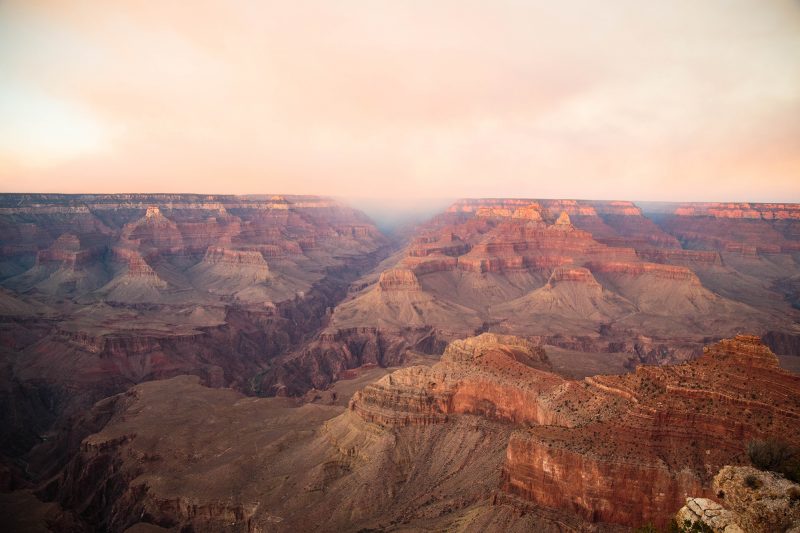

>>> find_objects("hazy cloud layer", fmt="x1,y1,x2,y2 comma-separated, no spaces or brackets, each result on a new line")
1,0,799,201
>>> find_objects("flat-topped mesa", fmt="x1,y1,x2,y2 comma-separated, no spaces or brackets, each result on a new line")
591,200,643,217
587,260,700,282
377,268,421,291
502,335,800,528
201,247,269,268
447,198,536,214
539,200,598,219
450,199,631,222
649,202,800,253
672,202,800,220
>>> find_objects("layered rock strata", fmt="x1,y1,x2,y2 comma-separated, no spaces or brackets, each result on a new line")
0,194,389,486
351,334,800,528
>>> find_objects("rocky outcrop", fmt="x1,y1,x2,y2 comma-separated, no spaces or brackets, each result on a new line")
121,206,185,252
677,466,800,533
502,335,800,528
646,202,800,254
554,211,572,226
546,266,599,285
407,232,470,257
675,497,745,533
350,334,569,427
587,260,700,282
110,247,165,282
711,466,800,533
199,246,269,268
671,203,800,220
636,248,723,267
512,204,544,221
377,268,421,291
350,334,800,529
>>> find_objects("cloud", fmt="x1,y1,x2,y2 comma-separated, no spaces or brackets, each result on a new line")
1,0,799,201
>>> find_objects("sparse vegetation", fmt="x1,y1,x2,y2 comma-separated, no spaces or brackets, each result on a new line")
635,519,713,533
747,438,800,482
744,473,762,489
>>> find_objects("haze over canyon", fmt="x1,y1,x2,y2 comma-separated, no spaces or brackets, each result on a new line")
2,1,800,531
0,193,798,532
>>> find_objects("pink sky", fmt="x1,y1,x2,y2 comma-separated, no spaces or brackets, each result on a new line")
1,0,799,201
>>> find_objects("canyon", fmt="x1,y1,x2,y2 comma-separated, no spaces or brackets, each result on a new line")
0,194,390,487
20,334,800,532
1,195,799,532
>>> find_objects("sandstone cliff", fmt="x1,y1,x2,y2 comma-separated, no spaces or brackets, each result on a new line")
349,334,800,529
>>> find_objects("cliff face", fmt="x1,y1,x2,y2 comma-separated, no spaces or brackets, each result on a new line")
645,201,800,254
50,373,576,532
677,466,800,533
349,334,800,529
3,195,800,530
332,198,799,374
501,335,800,528
350,334,570,427
53,334,799,532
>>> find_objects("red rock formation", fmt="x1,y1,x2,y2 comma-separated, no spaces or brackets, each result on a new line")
110,247,164,282
587,260,700,282
635,248,722,266
377,268,421,291
407,232,470,257
35,234,104,268
672,202,800,220
648,202,800,253
201,246,267,266
511,204,544,221
401,254,459,275
351,334,800,528
546,266,599,285
351,334,570,427
502,335,800,528
0,194,389,489
121,206,185,252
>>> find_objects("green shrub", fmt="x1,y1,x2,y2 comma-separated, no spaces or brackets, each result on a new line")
744,473,762,489
747,438,800,482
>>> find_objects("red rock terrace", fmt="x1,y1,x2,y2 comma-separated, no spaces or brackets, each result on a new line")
351,334,800,528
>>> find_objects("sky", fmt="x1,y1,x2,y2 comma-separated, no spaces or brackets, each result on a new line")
1,0,799,202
